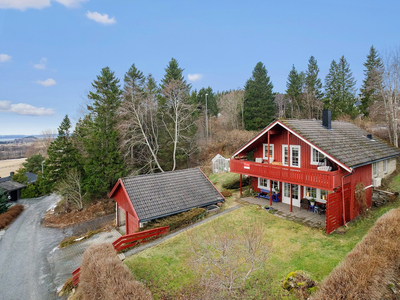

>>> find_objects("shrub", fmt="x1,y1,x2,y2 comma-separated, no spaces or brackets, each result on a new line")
222,176,250,189
75,243,152,300
311,207,400,300
142,208,207,231
0,188,11,214
0,204,24,229
220,190,232,197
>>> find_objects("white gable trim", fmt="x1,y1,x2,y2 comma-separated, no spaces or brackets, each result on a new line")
232,120,352,173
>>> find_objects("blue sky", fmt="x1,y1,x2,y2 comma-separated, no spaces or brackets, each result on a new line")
0,0,398,135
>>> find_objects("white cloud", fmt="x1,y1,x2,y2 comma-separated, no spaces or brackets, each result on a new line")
0,0,87,10
0,100,11,110
36,78,56,86
86,11,116,25
34,57,47,69
0,0,51,10
188,74,203,82
0,54,12,62
0,100,54,116
54,0,87,8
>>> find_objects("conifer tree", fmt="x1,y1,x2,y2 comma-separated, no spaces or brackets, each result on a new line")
285,65,303,118
244,62,275,130
160,58,191,90
324,56,357,119
43,115,82,190
359,46,383,117
304,56,323,118
83,67,125,197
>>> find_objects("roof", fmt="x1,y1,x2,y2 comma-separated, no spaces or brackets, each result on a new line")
234,119,400,169
26,172,37,184
118,168,225,222
0,177,26,192
282,119,400,167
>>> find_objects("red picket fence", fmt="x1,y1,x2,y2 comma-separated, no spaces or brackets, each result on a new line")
71,226,169,286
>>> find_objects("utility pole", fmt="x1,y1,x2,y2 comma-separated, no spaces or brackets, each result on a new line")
205,93,209,141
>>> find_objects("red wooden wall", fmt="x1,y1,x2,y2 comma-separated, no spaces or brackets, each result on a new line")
250,124,339,171
326,183,351,234
112,183,140,234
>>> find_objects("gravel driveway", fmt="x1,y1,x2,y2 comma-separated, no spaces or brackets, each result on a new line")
0,194,66,300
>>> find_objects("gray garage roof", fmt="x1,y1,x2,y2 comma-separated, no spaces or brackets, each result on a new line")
281,119,400,167
0,177,26,192
121,168,225,222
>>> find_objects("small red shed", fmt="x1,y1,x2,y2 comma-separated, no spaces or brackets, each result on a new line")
109,168,225,234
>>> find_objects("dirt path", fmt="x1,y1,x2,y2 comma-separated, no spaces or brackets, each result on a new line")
0,158,26,177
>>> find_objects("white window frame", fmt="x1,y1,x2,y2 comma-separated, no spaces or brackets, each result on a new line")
311,147,326,165
383,160,388,174
373,162,378,178
258,178,279,192
282,145,301,168
303,186,328,203
258,178,269,190
263,144,274,160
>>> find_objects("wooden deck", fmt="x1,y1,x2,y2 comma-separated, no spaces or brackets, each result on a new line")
231,159,343,191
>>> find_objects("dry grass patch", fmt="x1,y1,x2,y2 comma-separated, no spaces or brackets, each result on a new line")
311,207,400,300
42,198,115,228
0,204,24,229
75,243,152,300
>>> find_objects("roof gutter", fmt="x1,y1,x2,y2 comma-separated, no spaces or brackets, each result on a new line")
139,199,224,223
350,154,400,169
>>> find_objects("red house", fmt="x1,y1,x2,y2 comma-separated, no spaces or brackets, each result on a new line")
109,168,225,234
231,110,400,233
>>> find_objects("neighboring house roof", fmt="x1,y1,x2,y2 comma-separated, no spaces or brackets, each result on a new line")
116,168,225,222
0,177,26,192
233,119,400,169
26,172,37,184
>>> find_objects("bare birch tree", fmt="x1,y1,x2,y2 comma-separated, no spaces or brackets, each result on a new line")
162,80,196,171
55,169,85,210
187,222,268,292
218,90,245,130
118,82,164,173
378,48,400,147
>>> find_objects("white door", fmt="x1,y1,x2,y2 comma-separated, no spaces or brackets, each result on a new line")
282,183,300,207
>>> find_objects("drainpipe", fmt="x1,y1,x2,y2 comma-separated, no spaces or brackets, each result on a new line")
341,168,354,227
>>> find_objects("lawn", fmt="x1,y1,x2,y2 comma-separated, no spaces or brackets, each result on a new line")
124,196,400,299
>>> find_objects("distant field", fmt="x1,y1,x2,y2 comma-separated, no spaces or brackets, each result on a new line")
0,158,26,178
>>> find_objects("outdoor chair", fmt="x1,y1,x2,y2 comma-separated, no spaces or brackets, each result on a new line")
300,198,310,210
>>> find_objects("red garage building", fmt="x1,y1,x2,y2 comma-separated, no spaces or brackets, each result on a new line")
109,168,225,234
231,110,400,233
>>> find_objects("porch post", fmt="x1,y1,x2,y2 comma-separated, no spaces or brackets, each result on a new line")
116,203,119,227
287,131,290,168
290,184,293,212
267,131,270,163
240,174,242,197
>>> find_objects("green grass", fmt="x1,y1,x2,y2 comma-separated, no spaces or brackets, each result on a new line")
124,197,400,299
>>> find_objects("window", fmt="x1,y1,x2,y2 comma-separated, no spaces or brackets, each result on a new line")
320,190,327,201
263,144,274,160
283,145,301,167
383,160,388,174
258,178,279,191
292,185,299,200
373,162,378,177
271,180,279,192
258,178,269,189
305,186,317,198
304,186,328,202
311,148,325,165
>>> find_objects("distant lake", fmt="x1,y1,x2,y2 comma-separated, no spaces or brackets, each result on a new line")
0,138,15,142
